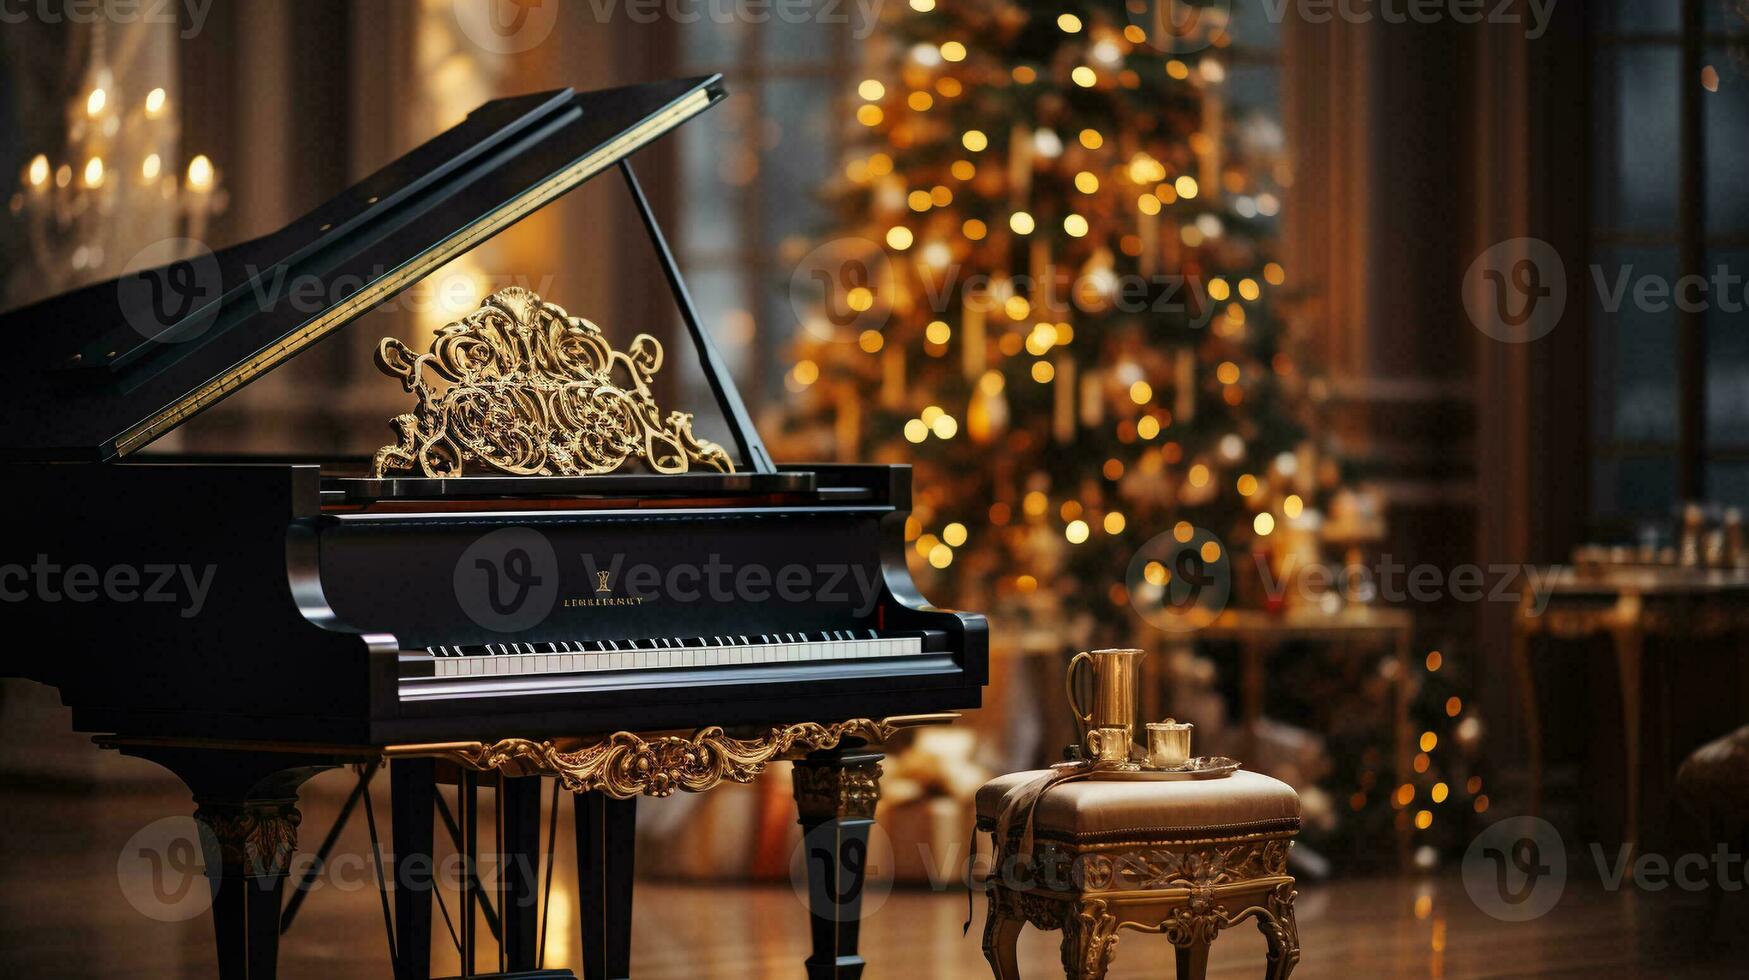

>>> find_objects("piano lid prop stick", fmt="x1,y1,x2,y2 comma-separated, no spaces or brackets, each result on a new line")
619,160,775,473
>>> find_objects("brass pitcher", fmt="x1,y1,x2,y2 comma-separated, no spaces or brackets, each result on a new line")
1066,648,1146,750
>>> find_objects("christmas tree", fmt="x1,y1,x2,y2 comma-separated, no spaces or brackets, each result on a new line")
779,0,1320,643
772,0,1486,860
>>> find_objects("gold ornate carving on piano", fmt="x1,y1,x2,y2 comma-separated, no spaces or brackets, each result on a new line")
371,286,734,478
395,718,903,799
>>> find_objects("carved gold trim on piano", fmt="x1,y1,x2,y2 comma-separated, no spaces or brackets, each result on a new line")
371,286,734,478
391,718,904,799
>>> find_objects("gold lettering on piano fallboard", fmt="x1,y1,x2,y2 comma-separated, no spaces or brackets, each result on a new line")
562,595,647,607
371,286,735,478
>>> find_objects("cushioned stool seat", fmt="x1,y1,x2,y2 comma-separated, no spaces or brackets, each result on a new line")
975,768,1301,980
977,769,1302,844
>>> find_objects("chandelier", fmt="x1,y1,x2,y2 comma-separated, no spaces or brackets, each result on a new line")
7,24,225,301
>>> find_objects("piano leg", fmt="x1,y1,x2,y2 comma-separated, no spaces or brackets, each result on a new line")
113,745,334,980
792,747,885,980
201,798,300,979
390,758,436,980
500,775,544,971
574,791,636,980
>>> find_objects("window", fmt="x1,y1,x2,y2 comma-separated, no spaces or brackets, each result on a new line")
672,19,861,402
1589,0,1749,521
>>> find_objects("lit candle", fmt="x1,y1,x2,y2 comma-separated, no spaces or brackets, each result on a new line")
961,295,985,380
186,154,214,193
1053,354,1076,442
1008,123,1032,208
1175,349,1196,422
1138,205,1158,277
836,386,861,462
881,344,905,408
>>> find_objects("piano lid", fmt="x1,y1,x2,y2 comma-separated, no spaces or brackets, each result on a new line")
0,76,736,463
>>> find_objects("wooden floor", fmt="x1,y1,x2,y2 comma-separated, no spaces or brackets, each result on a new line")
1,766,1745,979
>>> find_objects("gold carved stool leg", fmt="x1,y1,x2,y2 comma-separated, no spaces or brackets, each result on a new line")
1174,940,1211,980
981,885,1025,979
1256,881,1301,980
1059,900,1119,980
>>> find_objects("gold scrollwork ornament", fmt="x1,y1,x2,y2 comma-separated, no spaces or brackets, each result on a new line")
417,718,902,799
371,286,734,478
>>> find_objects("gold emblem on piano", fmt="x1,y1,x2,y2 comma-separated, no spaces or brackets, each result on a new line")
371,286,735,478
596,570,612,593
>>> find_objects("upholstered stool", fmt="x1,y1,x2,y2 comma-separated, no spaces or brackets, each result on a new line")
975,769,1301,980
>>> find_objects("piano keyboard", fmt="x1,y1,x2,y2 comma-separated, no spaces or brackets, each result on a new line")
421,629,924,678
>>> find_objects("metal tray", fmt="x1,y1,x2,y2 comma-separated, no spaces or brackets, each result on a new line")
1088,756,1241,781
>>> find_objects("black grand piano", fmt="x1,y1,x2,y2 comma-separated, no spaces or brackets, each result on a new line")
0,77,986,980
